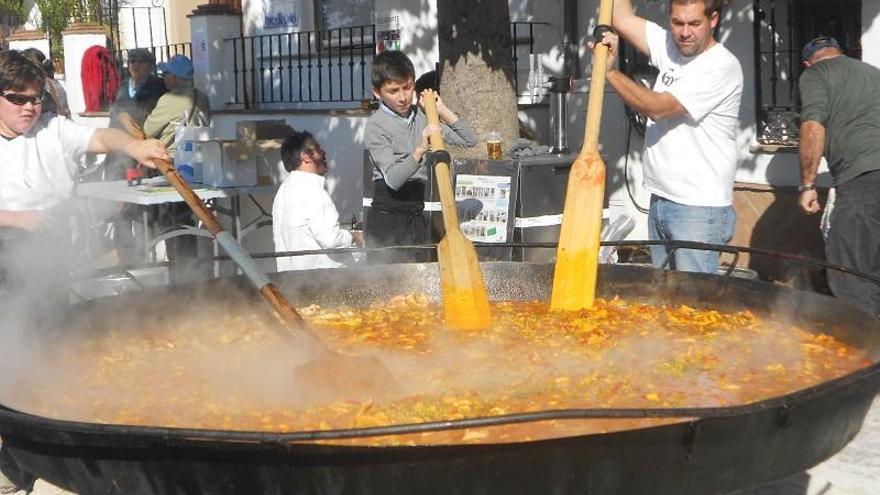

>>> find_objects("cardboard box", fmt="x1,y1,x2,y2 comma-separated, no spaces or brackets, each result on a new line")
201,140,258,188
236,120,291,142
254,138,287,186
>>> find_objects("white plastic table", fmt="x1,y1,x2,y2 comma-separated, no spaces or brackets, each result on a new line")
76,177,278,264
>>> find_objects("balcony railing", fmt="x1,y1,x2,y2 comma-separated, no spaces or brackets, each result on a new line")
226,25,376,108
226,21,547,108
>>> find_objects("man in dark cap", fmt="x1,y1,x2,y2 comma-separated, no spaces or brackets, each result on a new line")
107,48,167,265
798,35,880,318
111,48,166,131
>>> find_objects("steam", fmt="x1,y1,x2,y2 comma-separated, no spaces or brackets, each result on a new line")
0,225,869,435
0,222,75,403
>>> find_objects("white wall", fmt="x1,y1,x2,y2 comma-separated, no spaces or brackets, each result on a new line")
864,1,880,67
62,30,108,117
7,37,49,57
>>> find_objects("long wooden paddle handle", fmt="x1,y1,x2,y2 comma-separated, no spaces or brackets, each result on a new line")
118,114,305,328
582,0,615,154
422,92,460,233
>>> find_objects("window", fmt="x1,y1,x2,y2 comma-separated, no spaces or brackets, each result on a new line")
316,0,373,30
753,0,862,145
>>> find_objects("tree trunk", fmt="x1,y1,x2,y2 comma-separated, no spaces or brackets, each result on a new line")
437,0,519,160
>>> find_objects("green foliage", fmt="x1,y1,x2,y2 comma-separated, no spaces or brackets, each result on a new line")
35,0,105,64
0,0,26,18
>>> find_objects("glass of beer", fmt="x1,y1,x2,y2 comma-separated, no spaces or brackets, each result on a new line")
486,131,503,160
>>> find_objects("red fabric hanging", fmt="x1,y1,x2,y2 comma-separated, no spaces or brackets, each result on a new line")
81,45,120,112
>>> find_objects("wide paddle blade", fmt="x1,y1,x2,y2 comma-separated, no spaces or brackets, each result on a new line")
423,91,492,330
550,0,614,311
551,152,606,311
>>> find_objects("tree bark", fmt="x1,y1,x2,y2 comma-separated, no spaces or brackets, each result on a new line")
437,0,519,160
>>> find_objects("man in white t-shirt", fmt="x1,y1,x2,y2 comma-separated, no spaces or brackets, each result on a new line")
0,50,167,231
273,131,363,271
597,0,743,274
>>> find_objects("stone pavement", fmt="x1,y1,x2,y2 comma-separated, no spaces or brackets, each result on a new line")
733,396,880,495
4,397,879,494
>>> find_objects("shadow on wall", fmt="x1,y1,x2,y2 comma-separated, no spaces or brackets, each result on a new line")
742,185,830,293
864,1,880,37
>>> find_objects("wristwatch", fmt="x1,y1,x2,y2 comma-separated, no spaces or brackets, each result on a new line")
798,183,816,192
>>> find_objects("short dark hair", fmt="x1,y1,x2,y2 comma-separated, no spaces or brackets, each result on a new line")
21,47,54,77
670,0,721,17
281,130,318,172
0,50,46,94
415,70,439,94
372,50,415,90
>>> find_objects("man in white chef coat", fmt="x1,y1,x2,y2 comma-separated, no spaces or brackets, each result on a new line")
272,130,362,271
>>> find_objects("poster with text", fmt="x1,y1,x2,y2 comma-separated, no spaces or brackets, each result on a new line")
455,174,511,243
263,0,300,29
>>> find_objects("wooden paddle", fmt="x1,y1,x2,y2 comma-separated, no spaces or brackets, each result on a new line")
550,0,614,311
422,90,492,331
118,114,397,401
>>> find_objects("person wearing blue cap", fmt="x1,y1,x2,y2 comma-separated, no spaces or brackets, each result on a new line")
798,35,880,318
143,54,210,155
142,54,211,282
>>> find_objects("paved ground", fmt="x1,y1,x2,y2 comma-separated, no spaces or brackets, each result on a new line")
733,396,880,495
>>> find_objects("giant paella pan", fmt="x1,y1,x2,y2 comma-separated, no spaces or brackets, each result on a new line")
0,257,878,495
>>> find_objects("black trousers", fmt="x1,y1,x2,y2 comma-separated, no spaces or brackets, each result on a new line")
826,169,880,318
365,180,432,264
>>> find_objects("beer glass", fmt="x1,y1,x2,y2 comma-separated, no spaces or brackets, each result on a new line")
486,131,503,160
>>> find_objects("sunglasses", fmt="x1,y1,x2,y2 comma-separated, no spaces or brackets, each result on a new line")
1,92,45,106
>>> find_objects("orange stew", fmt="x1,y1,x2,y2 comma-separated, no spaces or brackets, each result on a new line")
9,296,871,446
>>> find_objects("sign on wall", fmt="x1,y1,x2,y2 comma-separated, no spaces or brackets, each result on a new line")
375,12,401,53
263,0,301,29
191,26,208,73
455,174,512,243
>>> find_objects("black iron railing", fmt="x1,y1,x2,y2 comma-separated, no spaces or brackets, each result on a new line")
753,0,863,146
753,0,800,146
226,25,376,107
226,21,547,108
115,6,169,49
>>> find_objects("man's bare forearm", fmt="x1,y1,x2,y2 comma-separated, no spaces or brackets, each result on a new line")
798,120,825,186
606,69,685,120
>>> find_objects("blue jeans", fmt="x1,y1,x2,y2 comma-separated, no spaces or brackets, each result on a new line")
648,194,735,274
